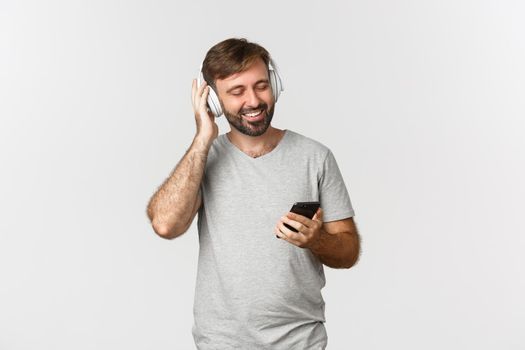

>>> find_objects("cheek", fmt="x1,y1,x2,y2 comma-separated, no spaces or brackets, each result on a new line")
264,93,276,108
223,99,242,114
261,90,273,102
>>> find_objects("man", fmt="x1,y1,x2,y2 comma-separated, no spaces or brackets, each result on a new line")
146,38,360,349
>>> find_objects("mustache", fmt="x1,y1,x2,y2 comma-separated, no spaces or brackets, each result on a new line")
239,103,268,114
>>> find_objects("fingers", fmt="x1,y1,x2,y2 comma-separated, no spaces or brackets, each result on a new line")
275,221,307,247
191,79,196,105
192,79,209,112
275,208,324,248
199,85,210,110
287,208,324,227
275,221,298,240
281,215,303,232
286,212,313,228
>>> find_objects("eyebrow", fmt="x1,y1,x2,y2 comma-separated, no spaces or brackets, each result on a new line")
226,79,269,93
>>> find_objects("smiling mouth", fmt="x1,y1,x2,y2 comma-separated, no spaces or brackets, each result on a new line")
241,109,265,122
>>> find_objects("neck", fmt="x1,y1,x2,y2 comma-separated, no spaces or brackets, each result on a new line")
226,126,286,158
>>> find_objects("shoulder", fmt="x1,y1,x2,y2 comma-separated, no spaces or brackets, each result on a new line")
208,133,229,155
285,129,331,159
204,134,229,168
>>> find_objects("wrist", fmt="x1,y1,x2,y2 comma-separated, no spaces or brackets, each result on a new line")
307,229,325,254
192,135,213,151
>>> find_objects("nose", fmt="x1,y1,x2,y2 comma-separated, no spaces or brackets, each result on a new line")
245,88,260,108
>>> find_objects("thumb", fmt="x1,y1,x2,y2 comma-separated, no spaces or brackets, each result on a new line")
313,207,323,222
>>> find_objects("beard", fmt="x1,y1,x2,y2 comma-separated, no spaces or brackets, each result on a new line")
221,101,275,137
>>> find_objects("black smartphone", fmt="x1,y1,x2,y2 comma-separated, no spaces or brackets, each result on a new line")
281,201,321,234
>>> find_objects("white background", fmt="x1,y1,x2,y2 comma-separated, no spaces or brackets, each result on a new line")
1,0,524,349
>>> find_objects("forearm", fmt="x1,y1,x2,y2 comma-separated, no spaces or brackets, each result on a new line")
309,230,360,269
147,137,210,236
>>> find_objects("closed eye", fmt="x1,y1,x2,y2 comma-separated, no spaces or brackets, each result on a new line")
228,82,269,96
230,89,243,96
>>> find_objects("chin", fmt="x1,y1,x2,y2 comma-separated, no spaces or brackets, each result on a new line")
226,110,274,137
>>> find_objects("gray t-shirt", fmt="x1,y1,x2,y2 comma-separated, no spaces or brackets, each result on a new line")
192,129,355,349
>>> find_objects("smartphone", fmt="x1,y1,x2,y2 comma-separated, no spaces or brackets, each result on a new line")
281,201,321,234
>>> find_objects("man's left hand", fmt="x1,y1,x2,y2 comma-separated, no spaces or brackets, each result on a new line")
274,208,324,249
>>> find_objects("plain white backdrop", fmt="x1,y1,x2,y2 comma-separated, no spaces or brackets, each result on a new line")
1,0,524,349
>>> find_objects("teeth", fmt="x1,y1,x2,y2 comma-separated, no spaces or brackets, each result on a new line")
243,110,261,117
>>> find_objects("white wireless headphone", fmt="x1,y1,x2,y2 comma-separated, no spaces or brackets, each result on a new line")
197,58,284,118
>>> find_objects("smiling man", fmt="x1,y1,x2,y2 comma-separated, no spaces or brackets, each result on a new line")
146,38,360,349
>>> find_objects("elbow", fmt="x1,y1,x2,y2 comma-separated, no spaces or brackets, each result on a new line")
345,237,362,269
343,254,360,269
147,207,188,240
151,220,186,240
341,233,361,269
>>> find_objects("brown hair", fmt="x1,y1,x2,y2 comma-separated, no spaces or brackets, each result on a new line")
202,38,270,90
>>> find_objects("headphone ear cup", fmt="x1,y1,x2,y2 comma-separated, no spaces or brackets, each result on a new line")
268,59,284,103
206,86,222,117
197,70,222,117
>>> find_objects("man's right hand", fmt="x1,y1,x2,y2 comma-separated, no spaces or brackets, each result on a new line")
192,79,218,147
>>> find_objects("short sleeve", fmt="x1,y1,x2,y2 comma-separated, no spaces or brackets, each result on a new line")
318,149,355,222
